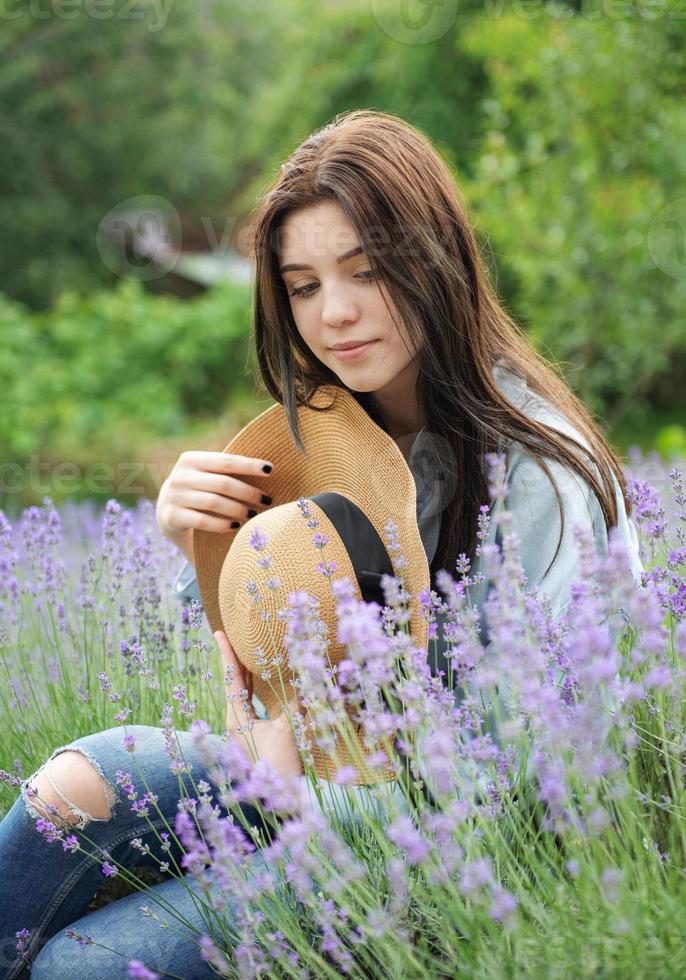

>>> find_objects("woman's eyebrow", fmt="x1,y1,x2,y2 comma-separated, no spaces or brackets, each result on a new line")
279,244,364,274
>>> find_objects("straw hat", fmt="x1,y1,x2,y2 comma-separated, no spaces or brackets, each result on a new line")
193,384,430,786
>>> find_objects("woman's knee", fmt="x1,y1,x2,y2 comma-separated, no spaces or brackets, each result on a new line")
23,746,118,832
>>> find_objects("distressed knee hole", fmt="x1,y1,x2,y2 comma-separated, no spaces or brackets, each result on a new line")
25,749,117,830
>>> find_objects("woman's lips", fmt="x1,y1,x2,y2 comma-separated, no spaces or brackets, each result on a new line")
330,340,378,361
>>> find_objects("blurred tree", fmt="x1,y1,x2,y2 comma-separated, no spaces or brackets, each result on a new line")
458,13,686,427
229,0,490,214
0,0,292,308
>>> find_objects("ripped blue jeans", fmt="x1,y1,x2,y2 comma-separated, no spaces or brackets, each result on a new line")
0,724,409,980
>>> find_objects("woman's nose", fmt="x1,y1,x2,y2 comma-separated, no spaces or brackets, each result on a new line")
321,287,359,326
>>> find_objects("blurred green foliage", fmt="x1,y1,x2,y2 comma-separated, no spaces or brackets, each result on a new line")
655,424,686,460
0,280,258,511
458,15,686,429
0,0,684,503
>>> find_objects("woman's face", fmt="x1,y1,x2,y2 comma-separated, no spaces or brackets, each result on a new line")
277,201,421,412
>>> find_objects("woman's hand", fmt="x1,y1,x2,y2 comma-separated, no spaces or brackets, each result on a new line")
155,451,274,548
214,630,304,779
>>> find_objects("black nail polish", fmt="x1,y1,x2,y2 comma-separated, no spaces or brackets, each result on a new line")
261,494,272,505
262,464,272,474
247,509,257,519
230,521,240,529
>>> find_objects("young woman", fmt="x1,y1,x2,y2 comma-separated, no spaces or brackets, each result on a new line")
0,109,642,979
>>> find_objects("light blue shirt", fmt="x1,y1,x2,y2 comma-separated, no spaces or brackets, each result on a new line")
171,366,644,812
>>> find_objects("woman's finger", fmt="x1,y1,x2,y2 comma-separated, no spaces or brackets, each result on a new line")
276,696,301,728
213,631,256,719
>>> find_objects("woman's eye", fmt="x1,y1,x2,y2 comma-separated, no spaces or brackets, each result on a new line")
289,270,379,301
289,283,318,301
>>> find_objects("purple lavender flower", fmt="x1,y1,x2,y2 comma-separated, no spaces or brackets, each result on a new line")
489,885,518,925
198,934,231,974
248,526,269,551
387,815,430,865
65,929,94,947
35,817,64,844
333,765,358,786
458,858,494,896
14,928,31,960
127,961,160,980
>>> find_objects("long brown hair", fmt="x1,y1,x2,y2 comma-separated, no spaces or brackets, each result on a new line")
247,109,631,585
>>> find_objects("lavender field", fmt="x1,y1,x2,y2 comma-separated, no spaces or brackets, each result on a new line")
1,449,685,979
